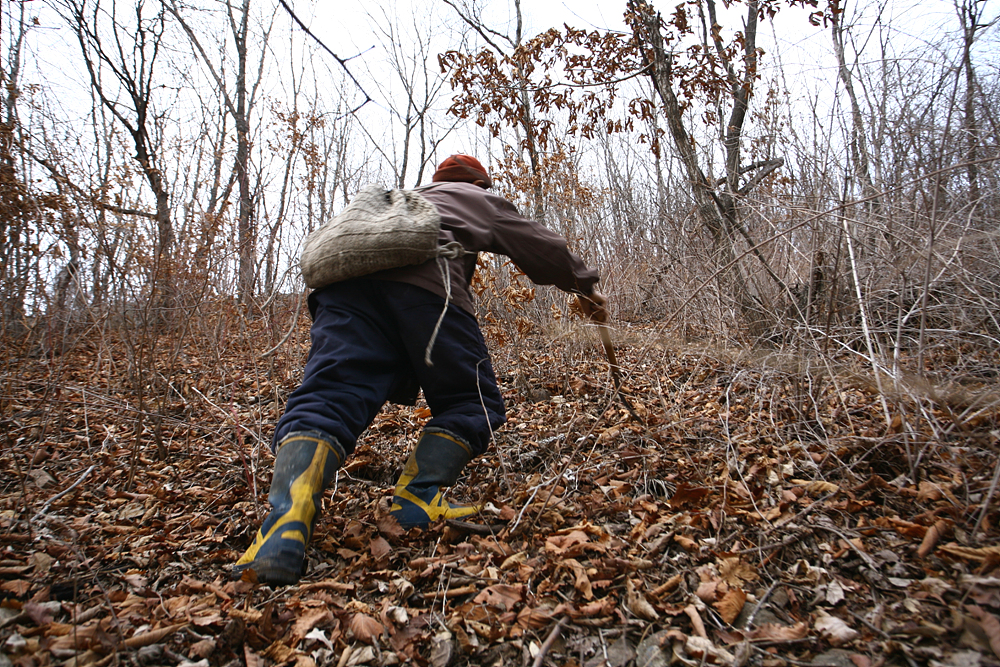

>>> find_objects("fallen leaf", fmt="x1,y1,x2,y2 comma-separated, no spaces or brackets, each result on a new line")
189,639,216,659
473,584,524,611
346,646,376,666
685,604,707,638
940,544,1000,563
626,578,659,621
814,610,859,646
669,483,712,509
516,605,557,629
685,635,735,665
125,623,189,648
718,558,758,586
674,534,699,551
917,520,949,558
697,579,720,603
714,588,746,625
1,580,30,597
916,481,943,503
429,631,454,667
825,579,846,605
290,607,333,645
376,515,406,539
850,654,872,667
29,552,54,575
791,479,840,495
564,558,593,599
545,530,590,555
23,601,60,626
348,613,384,644
263,641,299,663
968,606,1000,659
751,622,809,641
370,535,391,560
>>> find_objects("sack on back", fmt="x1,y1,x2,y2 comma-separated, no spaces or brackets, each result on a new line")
300,185,443,289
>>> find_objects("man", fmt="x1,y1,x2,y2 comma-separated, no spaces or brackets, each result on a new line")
234,155,608,585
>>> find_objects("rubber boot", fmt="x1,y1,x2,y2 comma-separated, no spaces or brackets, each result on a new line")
233,431,344,585
389,429,479,528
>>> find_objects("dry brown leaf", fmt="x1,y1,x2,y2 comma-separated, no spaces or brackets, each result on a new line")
674,534,699,551
245,646,263,667
814,610,859,646
696,580,720,603
718,558,758,586
0,580,30,597
516,605,557,629
124,623,188,648
714,588,747,626
684,604,707,638
228,607,264,623
24,601,58,626
791,479,840,495
545,531,590,555
968,606,1000,659
370,535,392,560
190,639,217,659
916,481,944,503
877,516,927,539
626,578,659,621
179,576,232,601
263,641,299,663
917,520,949,558
750,622,809,641
849,654,872,667
348,613,384,644
576,597,616,618
669,483,712,509
29,552,54,575
473,584,524,611
564,558,593,600
377,515,406,539
291,607,333,645
685,636,735,666
500,551,527,569
941,543,1000,563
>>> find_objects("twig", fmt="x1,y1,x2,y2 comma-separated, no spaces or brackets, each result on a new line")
745,580,780,628
262,291,305,358
444,519,507,535
32,465,97,522
975,453,1000,535
812,521,880,571
532,617,569,667
597,323,642,422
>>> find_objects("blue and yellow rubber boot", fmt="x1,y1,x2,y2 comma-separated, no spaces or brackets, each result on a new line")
389,429,479,528
233,431,345,586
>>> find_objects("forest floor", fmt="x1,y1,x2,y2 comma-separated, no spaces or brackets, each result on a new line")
2,309,999,667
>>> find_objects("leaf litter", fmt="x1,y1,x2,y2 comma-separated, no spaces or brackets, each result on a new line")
1,316,999,667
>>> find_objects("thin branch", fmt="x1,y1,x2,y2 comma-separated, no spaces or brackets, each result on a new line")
277,0,373,109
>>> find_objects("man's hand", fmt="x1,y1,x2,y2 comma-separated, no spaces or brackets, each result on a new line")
577,291,609,324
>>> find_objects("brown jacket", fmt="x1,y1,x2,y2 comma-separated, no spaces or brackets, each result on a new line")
369,182,600,314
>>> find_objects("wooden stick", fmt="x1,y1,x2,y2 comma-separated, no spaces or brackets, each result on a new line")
531,617,569,667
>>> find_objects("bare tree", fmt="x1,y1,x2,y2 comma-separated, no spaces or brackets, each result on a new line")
60,0,174,309
167,0,274,305
955,0,994,218
628,0,790,337
442,0,546,219
363,5,461,189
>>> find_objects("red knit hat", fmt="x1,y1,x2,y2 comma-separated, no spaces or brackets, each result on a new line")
432,154,493,189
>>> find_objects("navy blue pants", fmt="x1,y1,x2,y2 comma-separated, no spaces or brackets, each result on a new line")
273,279,506,457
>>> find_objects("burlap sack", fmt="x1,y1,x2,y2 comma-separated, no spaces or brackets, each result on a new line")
300,185,443,289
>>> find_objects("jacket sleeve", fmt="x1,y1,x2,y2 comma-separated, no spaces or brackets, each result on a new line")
485,195,600,295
